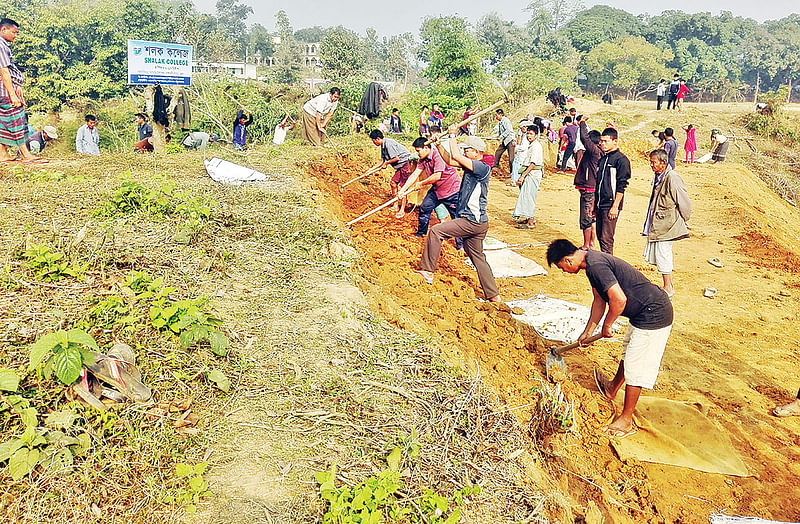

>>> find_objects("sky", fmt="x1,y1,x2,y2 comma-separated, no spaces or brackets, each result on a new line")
193,0,796,36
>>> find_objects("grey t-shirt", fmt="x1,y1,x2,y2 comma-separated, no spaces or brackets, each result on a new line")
381,138,410,170
183,132,210,150
585,250,673,329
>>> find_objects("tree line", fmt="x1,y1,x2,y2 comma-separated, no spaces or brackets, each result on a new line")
1,0,797,111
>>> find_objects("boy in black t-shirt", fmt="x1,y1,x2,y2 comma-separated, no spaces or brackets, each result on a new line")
547,239,673,438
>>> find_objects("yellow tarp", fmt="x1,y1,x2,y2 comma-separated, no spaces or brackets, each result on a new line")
610,397,750,477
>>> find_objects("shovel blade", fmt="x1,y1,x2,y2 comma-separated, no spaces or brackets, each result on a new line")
545,349,566,380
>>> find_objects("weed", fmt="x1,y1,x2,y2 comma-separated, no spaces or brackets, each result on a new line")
527,379,577,442
165,462,211,514
28,329,99,385
99,180,175,216
20,244,84,281
149,297,229,356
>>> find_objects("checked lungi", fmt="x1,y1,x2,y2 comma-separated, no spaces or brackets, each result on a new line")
0,102,28,147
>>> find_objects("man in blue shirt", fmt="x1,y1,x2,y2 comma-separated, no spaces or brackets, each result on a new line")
413,125,500,302
134,113,154,152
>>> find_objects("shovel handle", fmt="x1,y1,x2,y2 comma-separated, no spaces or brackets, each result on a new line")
551,333,604,357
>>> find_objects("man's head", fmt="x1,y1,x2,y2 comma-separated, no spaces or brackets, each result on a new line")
85,115,97,129
135,113,146,125
459,136,486,160
209,133,219,143
392,108,399,115
42,126,58,141
569,108,576,117
599,128,618,153
588,130,601,145
429,125,441,134
664,127,674,138
546,239,584,274
649,149,669,173
679,79,686,85
329,87,341,102
525,127,538,143
432,103,440,112
0,18,19,42
422,105,429,112
369,129,384,145
651,129,659,137
673,73,679,79
495,108,504,121
659,78,665,84
412,137,431,159
562,116,572,125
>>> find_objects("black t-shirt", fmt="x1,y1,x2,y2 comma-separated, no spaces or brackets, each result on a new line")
585,250,673,329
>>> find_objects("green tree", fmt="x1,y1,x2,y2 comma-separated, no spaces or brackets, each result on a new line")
584,36,673,99
494,53,576,102
248,23,274,60
525,0,583,32
419,16,488,97
319,26,365,81
215,0,252,57
561,5,643,53
271,10,302,83
475,13,530,65
294,26,328,43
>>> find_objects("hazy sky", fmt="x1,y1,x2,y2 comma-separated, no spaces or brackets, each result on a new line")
194,0,795,36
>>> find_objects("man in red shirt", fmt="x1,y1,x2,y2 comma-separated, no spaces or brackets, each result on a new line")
400,137,462,239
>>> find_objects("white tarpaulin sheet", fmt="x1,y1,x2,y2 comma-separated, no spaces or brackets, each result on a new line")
709,516,797,524
507,294,626,342
466,248,547,278
204,158,268,185
483,237,508,251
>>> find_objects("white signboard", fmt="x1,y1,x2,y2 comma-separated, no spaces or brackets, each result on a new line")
127,39,192,86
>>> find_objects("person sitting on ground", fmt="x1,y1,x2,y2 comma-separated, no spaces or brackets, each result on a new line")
133,113,154,153
412,128,500,302
368,129,412,219
183,131,218,150
399,135,462,241
663,127,678,169
301,87,339,146
512,126,544,229
773,387,800,417
25,125,57,155
546,238,674,438
710,129,729,163
232,109,253,150
642,149,692,298
76,114,99,156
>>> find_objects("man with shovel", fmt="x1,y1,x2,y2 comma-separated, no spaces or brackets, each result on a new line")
368,129,412,218
301,87,340,146
546,239,673,438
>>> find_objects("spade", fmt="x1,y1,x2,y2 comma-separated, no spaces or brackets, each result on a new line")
546,333,604,377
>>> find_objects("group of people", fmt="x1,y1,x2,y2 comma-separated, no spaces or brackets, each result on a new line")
656,74,690,111
651,125,729,165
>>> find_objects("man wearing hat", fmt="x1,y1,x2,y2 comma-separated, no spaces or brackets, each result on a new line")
411,125,501,302
25,125,57,154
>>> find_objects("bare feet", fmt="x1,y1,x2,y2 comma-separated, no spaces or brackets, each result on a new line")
773,399,800,417
593,368,616,401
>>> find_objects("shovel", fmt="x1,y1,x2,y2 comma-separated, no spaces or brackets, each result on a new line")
546,333,604,377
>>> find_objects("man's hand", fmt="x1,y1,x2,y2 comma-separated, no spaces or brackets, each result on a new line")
516,176,524,187
447,124,458,135
601,324,615,338
429,132,442,143
581,115,589,123
577,331,593,346
608,206,619,220
10,87,22,108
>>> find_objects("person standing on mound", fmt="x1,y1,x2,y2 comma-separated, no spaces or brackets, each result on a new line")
546,238,673,438
411,128,500,303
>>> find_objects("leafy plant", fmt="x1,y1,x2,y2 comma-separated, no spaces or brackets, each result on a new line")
0,368,20,392
149,298,229,356
165,462,211,514
88,293,135,328
99,180,175,216
528,379,576,441
21,244,84,282
28,329,99,385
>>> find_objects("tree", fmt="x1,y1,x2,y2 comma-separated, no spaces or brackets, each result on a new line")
525,0,583,32
248,23,273,60
584,36,673,99
529,32,579,70
419,16,488,97
561,5,643,53
494,53,576,102
475,13,530,65
215,0,252,57
271,10,302,83
362,27,386,78
319,26,365,81
294,26,327,43
385,33,414,83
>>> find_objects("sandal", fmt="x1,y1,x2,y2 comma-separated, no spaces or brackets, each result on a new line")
414,270,433,285
85,343,151,402
707,257,723,268
603,425,638,439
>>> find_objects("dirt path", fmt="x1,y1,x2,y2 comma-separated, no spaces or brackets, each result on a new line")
307,107,800,522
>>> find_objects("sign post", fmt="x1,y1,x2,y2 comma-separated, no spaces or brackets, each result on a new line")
127,40,193,86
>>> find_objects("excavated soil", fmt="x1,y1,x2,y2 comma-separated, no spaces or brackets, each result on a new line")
305,135,800,523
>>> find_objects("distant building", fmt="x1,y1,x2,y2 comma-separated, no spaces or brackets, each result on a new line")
192,61,257,80
249,39,321,71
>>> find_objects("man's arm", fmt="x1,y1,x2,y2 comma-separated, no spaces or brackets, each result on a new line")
578,119,600,156
76,127,84,154
671,175,692,222
608,157,631,220
578,287,607,344
445,124,474,170
321,107,336,128
398,167,423,196
0,68,21,107
601,283,627,337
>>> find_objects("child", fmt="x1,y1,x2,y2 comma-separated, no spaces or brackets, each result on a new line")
682,124,696,164
232,109,253,150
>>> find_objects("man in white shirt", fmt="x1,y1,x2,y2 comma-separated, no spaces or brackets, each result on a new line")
76,114,99,156
656,79,666,110
301,87,340,146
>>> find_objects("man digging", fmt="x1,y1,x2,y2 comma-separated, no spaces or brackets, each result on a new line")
368,129,412,219
546,239,673,438
410,127,500,303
